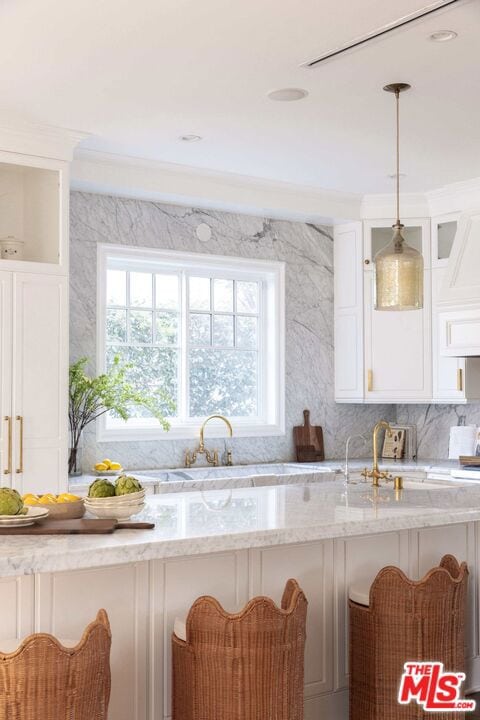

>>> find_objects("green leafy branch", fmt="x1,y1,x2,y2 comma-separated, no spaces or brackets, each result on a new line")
68,356,174,472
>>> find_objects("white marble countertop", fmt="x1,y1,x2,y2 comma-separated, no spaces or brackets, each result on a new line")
68,458,460,494
3,475,480,578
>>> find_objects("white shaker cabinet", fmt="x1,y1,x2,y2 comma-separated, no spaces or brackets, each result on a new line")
334,219,432,403
0,272,68,493
334,222,364,400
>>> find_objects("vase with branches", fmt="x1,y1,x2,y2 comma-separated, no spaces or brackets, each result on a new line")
68,356,173,475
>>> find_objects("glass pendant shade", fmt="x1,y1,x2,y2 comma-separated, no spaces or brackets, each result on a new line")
375,226,424,310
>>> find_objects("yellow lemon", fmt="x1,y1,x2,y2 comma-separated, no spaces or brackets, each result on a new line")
57,493,81,503
110,462,122,471
22,494,39,506
102,459,112,469
39,494,57,504
95,462,108,471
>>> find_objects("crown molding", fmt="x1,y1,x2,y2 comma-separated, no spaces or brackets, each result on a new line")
360,192,429,220
71,148,361,224
426,177,480,216
0,116,89,161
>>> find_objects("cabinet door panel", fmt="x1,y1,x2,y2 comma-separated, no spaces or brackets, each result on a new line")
334,531,409,689
154,551,249,720
250,541,334,698
36,563,149,720
12,273,68,493
0,575,34,644
0,272,12,484
432,268,465,401
364,270,432,401
334,222,363,400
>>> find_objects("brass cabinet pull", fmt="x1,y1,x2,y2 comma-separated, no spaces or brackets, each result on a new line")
457,368,464,393
3,417,11,475
367,369,373,392
16,416,23,474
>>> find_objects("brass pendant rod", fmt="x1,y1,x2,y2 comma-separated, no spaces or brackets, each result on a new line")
395,88,400,228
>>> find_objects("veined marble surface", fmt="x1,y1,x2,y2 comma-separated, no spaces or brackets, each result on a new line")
3,477,480,578
68,458,460,495
70,191,395,470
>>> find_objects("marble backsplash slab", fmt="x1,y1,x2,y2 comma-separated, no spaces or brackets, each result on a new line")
70,191,395,471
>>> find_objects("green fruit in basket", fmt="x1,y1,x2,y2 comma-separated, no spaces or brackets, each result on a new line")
0,487,25,516
88,478,116,498
115,475,143,495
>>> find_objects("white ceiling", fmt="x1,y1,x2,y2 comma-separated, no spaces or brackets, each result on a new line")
1,0,480,195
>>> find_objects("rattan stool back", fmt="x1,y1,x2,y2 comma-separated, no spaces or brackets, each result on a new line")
349,554,468,720
0,608,111,720
172,578,307,720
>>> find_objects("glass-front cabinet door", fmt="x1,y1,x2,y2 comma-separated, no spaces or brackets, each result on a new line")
431,213,459,268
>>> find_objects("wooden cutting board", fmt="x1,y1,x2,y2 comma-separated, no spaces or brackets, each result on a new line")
0,519,155,535
293,409,325,463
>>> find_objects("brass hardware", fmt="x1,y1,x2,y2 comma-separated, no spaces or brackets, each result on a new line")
364,259,371,265
363,420,393,487
367,370,373,392
457,368,463,392
393,475,403,491
16,416,23,474
3,416,11,475
185,415,233,468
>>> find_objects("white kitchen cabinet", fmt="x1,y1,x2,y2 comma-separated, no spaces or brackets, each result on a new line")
36,563,150,720
438,208,480,356
0,272,68,493
250,541,334,701
334,222,364,401
432,268,480,401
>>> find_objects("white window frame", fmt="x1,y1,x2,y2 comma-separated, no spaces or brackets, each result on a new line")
97,243,285,441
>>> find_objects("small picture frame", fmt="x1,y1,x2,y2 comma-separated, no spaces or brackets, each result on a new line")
382,428,406,459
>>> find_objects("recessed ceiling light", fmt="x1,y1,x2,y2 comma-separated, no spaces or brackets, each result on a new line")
179,134,203,142
429,30,458,42
267,88,308,102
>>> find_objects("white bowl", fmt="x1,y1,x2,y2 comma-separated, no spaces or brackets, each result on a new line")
85,490,145,504
85,503,145,520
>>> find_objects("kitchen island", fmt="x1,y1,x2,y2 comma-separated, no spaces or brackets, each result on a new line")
2,476,480,720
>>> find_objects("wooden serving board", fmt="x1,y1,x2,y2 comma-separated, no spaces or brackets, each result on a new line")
0,519,155,535
459,456,480,468
293,409,325,463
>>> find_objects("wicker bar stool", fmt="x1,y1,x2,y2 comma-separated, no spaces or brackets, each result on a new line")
172,578,307,720
349,555,468,720
0,609,111,720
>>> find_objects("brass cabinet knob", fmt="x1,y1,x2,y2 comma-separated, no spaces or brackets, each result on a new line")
364,259,371,265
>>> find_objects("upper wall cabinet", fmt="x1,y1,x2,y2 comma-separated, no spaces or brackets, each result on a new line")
437,209,480,357
0,153,69,274
334,216,480,404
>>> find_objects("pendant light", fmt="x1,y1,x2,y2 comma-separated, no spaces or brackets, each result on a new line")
375,83,424,311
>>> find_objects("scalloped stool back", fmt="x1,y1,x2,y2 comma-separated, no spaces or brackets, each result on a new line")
349,555,468,720
172,578,307,720
0,609,111,720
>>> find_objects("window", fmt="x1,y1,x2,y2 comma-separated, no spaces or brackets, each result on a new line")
97,245,285,440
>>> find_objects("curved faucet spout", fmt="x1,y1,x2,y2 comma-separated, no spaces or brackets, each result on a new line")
199,415,233,451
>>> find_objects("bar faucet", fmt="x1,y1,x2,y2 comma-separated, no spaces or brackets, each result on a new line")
361,420,393,487
185,415,233,468
343,433,368,481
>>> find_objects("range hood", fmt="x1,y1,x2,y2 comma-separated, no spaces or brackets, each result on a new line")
439,208,480,356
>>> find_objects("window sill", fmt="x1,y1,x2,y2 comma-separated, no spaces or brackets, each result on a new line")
97,420,285,443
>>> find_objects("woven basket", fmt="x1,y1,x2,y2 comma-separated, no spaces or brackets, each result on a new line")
349,554,468,720
172,578,307,720
0,609,111,720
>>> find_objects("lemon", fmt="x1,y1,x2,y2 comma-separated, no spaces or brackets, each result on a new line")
102,459,112,469
38,494,57,504
110,462,122,470
95,462,108,471
57,493,81,503
22,494,39,506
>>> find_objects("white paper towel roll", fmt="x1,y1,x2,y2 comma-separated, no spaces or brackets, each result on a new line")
449,425,477,459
